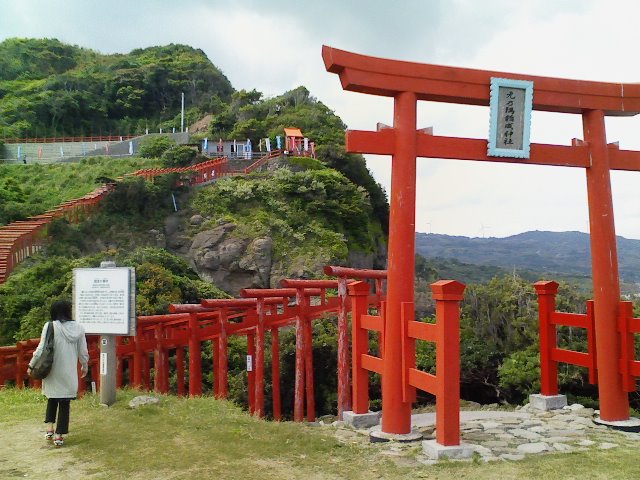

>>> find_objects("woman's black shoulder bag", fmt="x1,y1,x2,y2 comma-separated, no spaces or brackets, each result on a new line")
30,321,55,380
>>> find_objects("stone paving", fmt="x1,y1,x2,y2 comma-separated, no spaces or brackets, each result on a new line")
323,402,640,464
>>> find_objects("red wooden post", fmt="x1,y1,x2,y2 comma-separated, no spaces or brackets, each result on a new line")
336,276,351,419
618,301,636,392
143,350,151,390
534,281,559,396
188,313,202,396
218,309,229,398
132,325,143,389
432,280,465,446
583,109,629,421
213,337,220,397
294,292,306,422
255,298,266,417
77,364,86,396
153,325,161,392
586,300,597,385
348,281,371,414
116,355,123,389
247,332,256,414
176,347,185,396
271,328,282,420
301,291,316,422
16,345,24,389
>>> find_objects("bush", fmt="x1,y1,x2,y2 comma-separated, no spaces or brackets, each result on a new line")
138,135,177,158
161,145,197,167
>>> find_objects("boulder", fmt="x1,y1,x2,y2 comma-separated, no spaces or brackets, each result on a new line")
128,395,160,408
187,222,274,295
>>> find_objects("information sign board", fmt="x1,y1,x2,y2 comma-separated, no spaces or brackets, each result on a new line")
73,267,136,335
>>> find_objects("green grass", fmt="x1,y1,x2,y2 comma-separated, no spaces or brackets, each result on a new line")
3,387,640,479
0,156,162,226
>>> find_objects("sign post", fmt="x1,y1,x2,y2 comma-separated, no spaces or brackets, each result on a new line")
73,261,135,406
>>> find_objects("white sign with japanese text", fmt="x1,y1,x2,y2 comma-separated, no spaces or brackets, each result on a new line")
73,267,135,335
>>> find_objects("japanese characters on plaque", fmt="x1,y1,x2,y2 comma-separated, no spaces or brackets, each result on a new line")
488,77,533,159
73,267,136,335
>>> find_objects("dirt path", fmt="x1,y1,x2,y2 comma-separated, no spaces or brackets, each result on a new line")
0,421,99,479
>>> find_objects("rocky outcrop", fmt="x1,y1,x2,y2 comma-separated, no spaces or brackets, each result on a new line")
187,222,274,296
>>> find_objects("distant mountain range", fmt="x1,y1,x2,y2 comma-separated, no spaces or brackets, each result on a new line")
415,230,640,286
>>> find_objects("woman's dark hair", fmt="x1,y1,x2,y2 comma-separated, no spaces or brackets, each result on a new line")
50,300,73,321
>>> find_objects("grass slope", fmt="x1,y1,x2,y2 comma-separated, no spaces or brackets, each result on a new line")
0,156,162,226
3,388,640,479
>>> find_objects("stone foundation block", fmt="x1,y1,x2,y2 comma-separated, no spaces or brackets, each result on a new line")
529,393,567,411
342,410,380,429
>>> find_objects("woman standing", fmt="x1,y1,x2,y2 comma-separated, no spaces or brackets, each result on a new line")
28,300,89,447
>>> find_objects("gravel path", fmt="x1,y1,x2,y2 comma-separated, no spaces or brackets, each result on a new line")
0,421,97,479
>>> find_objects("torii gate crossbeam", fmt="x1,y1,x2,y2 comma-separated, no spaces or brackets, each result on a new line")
323,45,640,435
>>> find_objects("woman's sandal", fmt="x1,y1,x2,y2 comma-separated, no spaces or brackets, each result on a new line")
53,435,64,447
45,430,54,441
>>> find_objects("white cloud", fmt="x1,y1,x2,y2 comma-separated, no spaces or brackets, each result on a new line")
3,0,640,238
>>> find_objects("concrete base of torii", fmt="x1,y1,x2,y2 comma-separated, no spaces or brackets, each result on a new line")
342,410,381,429
422,439,475,460
529,393,567,411
594,416,640,432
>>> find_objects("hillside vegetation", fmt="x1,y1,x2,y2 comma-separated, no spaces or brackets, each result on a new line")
0,38,233,137
416,231,640,290
0,156,162,225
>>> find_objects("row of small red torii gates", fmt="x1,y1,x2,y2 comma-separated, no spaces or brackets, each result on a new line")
3,265,640,447
0,150,286,284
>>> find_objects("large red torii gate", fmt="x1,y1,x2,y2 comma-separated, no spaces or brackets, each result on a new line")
323,45,640,435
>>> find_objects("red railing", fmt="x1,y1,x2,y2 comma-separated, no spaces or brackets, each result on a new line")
243,149,283,174
348,277,466,446
534,281,597,396
0,158,229,284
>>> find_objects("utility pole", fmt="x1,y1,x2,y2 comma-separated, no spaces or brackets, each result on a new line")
181,92,185,133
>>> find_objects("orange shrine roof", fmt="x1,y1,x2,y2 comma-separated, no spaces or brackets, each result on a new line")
284,127,304,138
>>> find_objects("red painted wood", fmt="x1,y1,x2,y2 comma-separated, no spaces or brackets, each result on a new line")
188,313,202,396
271,328,282,420
322,45,640,115
432,280,465,446
348,281,371,414
534,281,560,396
583,109,629,421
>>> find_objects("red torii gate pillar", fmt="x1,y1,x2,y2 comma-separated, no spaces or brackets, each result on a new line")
381,91,418,434
582,110,626,417
323,45,640,430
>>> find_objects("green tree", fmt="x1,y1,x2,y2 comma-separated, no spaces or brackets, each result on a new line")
161,145,197,167
138,135,177,158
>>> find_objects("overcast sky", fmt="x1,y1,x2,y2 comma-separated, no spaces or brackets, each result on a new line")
3,0,640,239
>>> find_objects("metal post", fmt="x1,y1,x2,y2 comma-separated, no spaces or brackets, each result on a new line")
100,260,117,406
